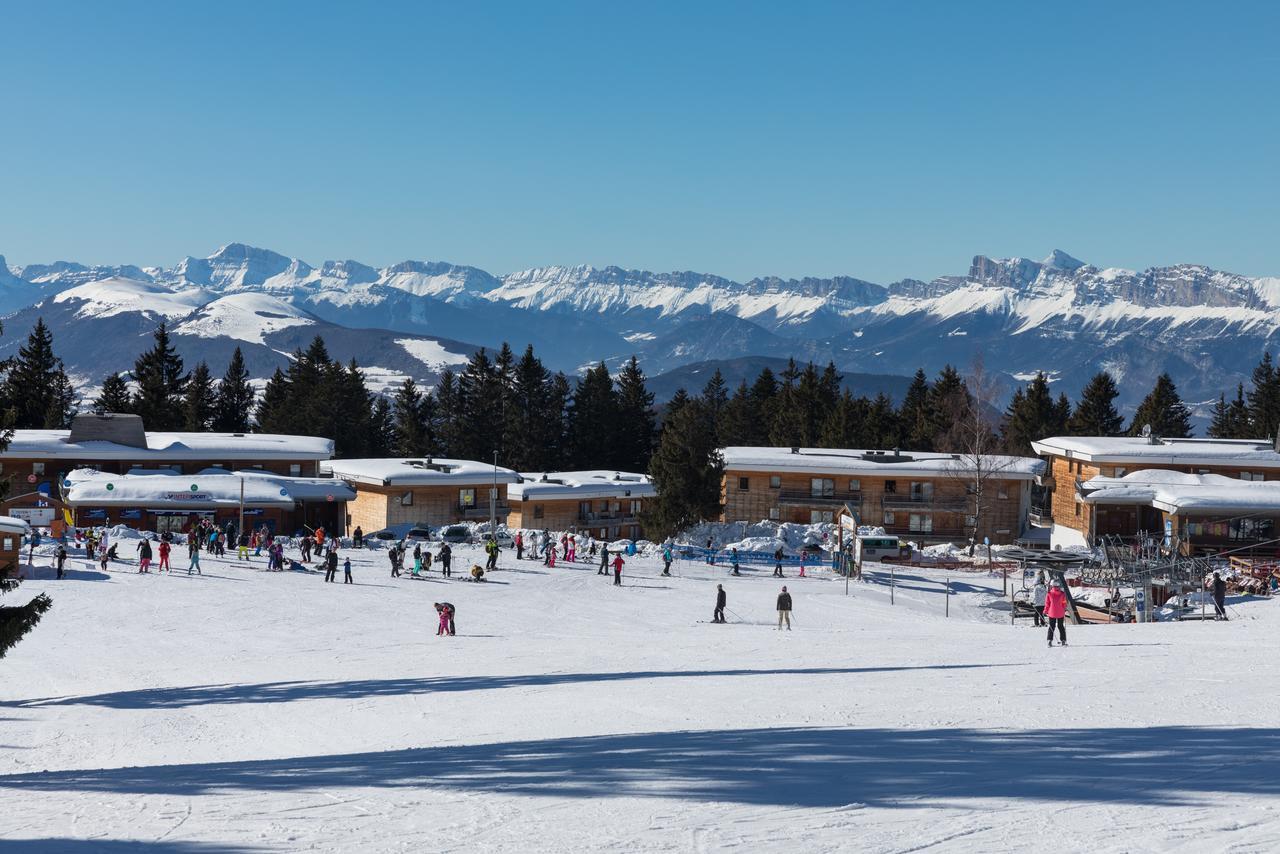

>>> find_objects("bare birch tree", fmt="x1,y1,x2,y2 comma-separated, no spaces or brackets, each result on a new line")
940,354,1015,554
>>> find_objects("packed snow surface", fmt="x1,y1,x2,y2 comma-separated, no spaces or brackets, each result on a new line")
4,539,1280,852
396,337,470,369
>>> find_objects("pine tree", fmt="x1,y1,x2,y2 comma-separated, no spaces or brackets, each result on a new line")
820,390,868,448
392,378,429,456
1128,373,1193,438
546,372,572,469
863,392,901,448
0,578,52,660
1248,352,1280,439
1001,372,1068,455
701,369,729,440
567,362,618,469
130,322,188,429
455,348,504,463
614,356,656,471
1207,394,1231,439
926,365,969,448
769,359,806,447
503,345,555,471
254,368,290,432
899,368,933,450
43,371,77,429
433,369,461,457
1,318,72,429
94,373,133,414
1226,384,1252,438
717,381,756,447
182,361,217,431
645,397,723,539
1068,371,1125,436
749,366,779,440
368,396,395,457
212,347,255,432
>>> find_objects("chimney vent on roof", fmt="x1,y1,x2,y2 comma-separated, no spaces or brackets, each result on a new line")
69,412,147,449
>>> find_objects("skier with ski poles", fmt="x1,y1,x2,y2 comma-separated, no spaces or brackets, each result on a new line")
773,546,784,578
612,552,624,586
713,584,726,623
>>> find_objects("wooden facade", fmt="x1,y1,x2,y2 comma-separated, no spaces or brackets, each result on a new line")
508,495,646,540
345,483,512,534
720,467,1030,544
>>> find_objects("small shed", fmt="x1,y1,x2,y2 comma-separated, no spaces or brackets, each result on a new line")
0,516,30,578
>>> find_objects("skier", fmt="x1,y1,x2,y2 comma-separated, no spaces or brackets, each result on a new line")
731,548,741,576
662,544,673,576
773,546,784,578
485,537,499,570
435,602,456,636
1212,572,1228,620
158,538,171,573
567,535,576,563
598,543,609,575
547,542,557,568
713,583,726,623
413,543,423,577
353,525,364,548
237,531,249,560
187,545,202,576
343,556,353,584
55,544,67,580
1045,579,1068,646
1032,574,1048,627
707,537,715,565
136,538,153,573
515,530,524,560
612,552,624,586
470,563,486,582
98,540,109,571
389,545,400,578
439,542,452,577
776,585,793,630
300,534,312,563
325,549,339,583
423,547,433,574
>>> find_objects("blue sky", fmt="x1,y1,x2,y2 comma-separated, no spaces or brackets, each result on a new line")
2,1,1277,281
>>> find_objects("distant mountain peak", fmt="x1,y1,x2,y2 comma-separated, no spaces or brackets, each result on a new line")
1041,249,1085,271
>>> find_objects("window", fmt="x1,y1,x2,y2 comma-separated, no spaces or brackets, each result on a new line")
769,475,781,489
459,488,476,508
1115,467,1127,477
535,504,545,519
810,478,834,498
399,491,413,506
610,500,621,512
630,499,642,515
909,481,933,501
599,528,607,538
738,476,750,490
2,537,10,551
810,510,833,523
884,480,897,494
32,462,45,476
769,507,780,519
965,515,977,527
289,464,302,476
1241,472,1264,482
848,479,861,492
1074,502,1081,517
882,511,895,525
909,513,933,533
997,488,1009,500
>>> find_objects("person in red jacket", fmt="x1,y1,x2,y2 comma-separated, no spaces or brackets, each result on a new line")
1044,579,1068,647
157,539,172,573
612,553,624,586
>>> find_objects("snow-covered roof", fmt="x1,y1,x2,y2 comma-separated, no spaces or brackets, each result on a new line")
62,468,353,508
0,516,30,536
1082,469,1280,515
509,471,655,502
719,446,1043,480
2,429,334,461
321,458,520,487
1031,436,1280,468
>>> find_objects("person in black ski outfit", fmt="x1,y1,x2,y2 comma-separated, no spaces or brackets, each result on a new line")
776,586,793,630
325,550,338,582
389,546,400,578
353,526,363,548
343,556,353,584
773,546,784,578
713,584,726,623
1212,572,1228,619
598,544,609,575
439,543,452,577
56,544,67,579
731,548,741,576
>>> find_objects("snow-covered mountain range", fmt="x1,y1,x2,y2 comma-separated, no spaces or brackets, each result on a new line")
2,243,1277,418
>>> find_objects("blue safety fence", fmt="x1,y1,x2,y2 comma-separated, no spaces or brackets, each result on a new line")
674,545,836,568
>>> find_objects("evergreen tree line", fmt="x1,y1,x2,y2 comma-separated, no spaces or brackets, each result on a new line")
385,345,656,473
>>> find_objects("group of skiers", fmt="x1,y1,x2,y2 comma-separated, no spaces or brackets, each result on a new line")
388,540,453,579
709,582,794,629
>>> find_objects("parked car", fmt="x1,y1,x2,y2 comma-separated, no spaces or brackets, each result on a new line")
441,525,471,544
405,527,434,542
493,529,515,549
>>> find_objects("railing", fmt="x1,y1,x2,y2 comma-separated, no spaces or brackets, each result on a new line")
577,513,640,525
1029,505,1053,527
881,495,969,513
777,489,861,506
458,502,511,518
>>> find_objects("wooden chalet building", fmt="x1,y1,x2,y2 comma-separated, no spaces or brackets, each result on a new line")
507,471,654,541
719,446,1043,545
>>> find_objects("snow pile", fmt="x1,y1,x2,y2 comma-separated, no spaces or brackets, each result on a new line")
681,520,835,554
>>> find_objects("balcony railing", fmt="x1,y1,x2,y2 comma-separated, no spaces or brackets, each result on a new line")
458,502,511,518
881,494,969,513
577,513,640,525
777,489,861,506
1029,505,1053,527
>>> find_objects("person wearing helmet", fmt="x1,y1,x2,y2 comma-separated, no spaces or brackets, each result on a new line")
1044,579,1068,646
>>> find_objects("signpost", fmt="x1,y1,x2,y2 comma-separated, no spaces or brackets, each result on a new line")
1135,587,1146,623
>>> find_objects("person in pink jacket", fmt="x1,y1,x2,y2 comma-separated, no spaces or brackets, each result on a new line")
1044,580,1068,647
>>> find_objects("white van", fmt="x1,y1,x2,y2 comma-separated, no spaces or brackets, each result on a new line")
856,534,902,563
